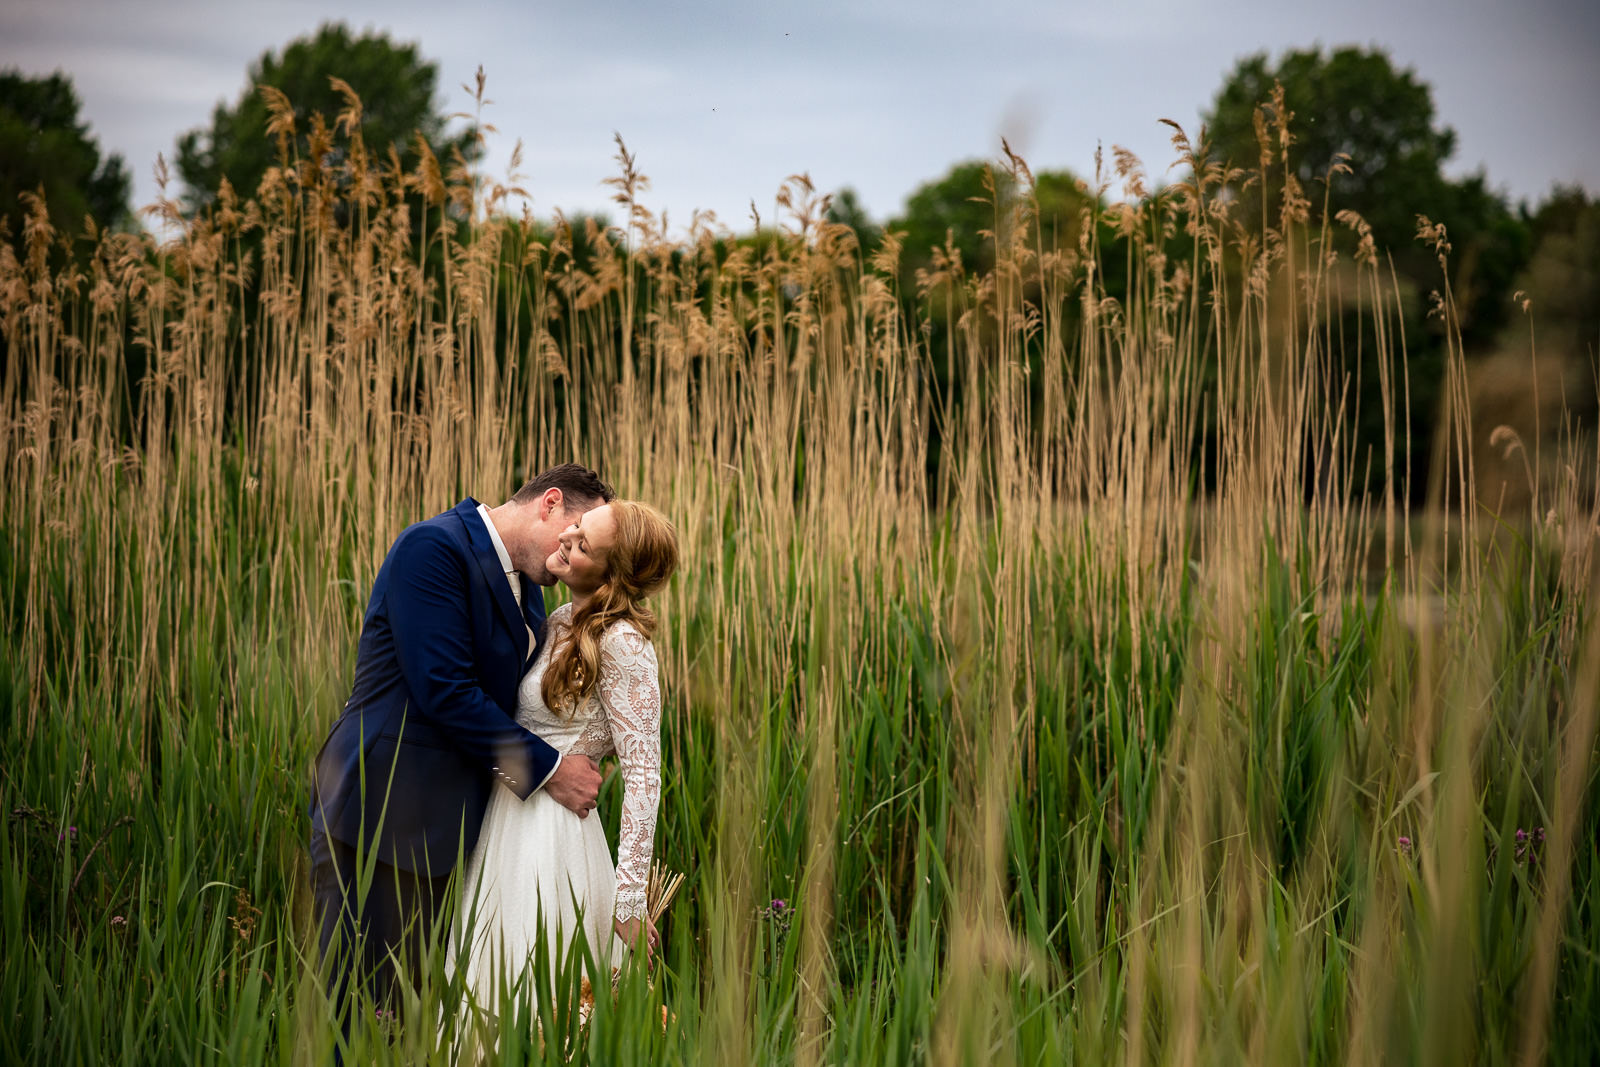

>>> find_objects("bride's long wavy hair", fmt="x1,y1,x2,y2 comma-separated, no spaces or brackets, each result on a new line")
542,500,679,716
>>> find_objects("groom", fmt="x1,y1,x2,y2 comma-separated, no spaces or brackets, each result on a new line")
308,463,613,1011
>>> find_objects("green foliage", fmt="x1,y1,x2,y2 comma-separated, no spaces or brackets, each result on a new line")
4,508,1595,1064
1201,45,1543,505
0,69,131,242
1515,186,1600,350
893,160,996,284
824,186,882,256
1204,45,1529,348
5,87,1599,1065
1207,46,1454,247
174,21,479,212
887,160,1094,297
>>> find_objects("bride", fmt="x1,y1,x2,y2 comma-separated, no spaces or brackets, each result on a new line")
449,499,678,1009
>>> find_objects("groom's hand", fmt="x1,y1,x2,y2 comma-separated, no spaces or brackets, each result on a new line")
544,755,602,818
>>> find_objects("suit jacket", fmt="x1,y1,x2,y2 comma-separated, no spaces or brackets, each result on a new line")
309,498,559,874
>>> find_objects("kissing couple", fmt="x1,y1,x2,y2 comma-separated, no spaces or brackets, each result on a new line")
308,464,678,1030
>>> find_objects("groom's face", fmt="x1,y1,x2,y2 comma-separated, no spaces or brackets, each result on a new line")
521,495,597,586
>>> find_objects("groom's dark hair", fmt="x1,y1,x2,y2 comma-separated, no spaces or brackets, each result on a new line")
511,463,615,511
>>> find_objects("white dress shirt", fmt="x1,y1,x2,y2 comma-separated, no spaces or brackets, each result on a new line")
477,503,561,790
477,503,521,608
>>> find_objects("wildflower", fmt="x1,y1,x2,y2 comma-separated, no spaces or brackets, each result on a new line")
1397,835,1412,856
758,897,794,941
109,915,126,928
230,887,260,942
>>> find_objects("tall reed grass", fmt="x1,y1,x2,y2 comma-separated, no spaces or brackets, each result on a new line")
2,86,1597,1064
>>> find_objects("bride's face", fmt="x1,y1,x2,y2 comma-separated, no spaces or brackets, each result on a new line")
548,504,616,594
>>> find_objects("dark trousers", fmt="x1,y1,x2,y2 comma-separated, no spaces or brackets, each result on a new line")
309,829,453,1016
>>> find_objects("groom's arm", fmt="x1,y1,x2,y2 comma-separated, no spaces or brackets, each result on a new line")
386,524,558,800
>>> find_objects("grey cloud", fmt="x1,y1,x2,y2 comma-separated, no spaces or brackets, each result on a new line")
0,0,1593,228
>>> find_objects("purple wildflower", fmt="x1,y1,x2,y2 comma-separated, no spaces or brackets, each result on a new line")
759,897,794,942
1397,835,1412,856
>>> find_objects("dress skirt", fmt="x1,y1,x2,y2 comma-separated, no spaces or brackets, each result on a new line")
449,782,622,1007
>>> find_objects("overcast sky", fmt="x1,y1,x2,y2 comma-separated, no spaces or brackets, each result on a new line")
4,0,1597,233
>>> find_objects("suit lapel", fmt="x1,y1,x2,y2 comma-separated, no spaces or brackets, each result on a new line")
455,499,526,644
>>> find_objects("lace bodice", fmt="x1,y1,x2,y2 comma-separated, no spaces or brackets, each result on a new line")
517,603,661,923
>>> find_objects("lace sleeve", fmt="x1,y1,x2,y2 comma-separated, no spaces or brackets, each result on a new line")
598,625,661,923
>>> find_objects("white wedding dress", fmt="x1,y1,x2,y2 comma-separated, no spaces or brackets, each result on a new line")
448,604,661,1005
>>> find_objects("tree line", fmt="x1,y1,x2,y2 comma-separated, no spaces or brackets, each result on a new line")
3,25,1595,503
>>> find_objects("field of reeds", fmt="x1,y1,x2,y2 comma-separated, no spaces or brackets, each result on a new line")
3,90,1598,1064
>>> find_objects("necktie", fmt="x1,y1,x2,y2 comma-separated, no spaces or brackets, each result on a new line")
508,571,535,659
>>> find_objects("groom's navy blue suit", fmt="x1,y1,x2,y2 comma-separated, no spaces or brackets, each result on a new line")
308,498,561,1010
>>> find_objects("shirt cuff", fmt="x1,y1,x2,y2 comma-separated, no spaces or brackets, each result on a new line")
615,886,648,922
533,749,563,793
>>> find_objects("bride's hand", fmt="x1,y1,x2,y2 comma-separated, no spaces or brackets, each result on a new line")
614,915,659,960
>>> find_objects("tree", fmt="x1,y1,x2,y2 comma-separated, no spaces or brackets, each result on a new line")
884,159,1101,483
1202,46,1541,505
888,160,1095,300
0,70,131,241
175,22,478,212
1203,45,1529,346
1514,186,1600,360
891,161,999,293
824,186,883,258
1516,185,1593,340
1207,47,1453,246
